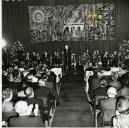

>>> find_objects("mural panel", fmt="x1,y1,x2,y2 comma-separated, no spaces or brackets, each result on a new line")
29,3,115,43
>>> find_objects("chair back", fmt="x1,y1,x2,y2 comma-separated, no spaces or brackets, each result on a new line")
2,111,18,122
39,97,50,107
101,109,115,126
95,96,106,105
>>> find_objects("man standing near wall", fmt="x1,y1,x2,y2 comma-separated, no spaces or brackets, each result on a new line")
63,45,71,72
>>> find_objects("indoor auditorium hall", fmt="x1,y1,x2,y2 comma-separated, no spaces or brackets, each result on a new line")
1,0,129,127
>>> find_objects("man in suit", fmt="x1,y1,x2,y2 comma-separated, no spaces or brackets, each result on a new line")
24,87,43,112
63,45,71,72
97,87,117,126
88,70,101,100
98,87,117,110
9,100,44,127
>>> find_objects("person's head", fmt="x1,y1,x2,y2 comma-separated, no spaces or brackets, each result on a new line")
99,78,108,87
116,97,129,115
98,62,102,67
12,69,19,78
41,73,48,81
110,80,121,90
46,68,51,75
26,74,33,82
65,45,68,50
21,81,29,89
38,79,45,87
15,100,28,116
32,51,36,56
13,62,19,69
29,69,37,76
111,72,119,80
93,50,96,55
25,87,34,98
96,50,99,54
114,51,117,55
104,51,108,55
107,87,117,98
2,88,13,101
89,63,92,67
15,100,39,116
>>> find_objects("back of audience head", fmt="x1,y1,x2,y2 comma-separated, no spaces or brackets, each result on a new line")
38,79,45,87
2,88,13,101
41,73,48,81
107,87,117,98
14,100,38,116
29,69,37,76
109,80,121,90
12,69,19,78
21,81,29,89
99,78,108,87
15,100,28,116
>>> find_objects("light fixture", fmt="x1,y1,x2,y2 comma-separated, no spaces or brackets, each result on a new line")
1,39,7,48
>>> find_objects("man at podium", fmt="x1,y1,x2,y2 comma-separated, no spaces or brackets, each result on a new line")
63,45,71,72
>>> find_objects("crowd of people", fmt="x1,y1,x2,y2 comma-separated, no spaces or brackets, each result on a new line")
2,41,62,127
81,40,129,69
84,40,129,127
3,39,129,72
87,71,129,127
2,39,129,127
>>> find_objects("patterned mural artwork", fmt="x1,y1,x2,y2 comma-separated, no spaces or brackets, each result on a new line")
28,3,115,43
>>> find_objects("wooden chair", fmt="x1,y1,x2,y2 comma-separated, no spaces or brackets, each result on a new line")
93,95,107,127
101,109,115,127
38,97,51,127
2,111,18,123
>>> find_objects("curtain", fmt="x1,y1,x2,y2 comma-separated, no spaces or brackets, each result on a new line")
2,1,31,52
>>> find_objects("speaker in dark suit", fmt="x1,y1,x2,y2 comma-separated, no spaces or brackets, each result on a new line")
63,45,71,72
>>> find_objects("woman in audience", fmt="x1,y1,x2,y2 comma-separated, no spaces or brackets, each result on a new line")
113,97,129,128
2,88,14,112
2,88,18,126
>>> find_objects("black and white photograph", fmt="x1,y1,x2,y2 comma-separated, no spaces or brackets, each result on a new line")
1,0,129,127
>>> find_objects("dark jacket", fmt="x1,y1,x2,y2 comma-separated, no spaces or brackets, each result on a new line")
9,116,44,127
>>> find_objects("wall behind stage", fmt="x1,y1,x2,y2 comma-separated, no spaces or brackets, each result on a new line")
2,0,129,55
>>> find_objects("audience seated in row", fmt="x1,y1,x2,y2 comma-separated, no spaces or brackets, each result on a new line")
9,100,44,127
97,87,117,126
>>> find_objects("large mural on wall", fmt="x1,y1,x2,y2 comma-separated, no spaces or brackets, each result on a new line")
28,3,115,43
